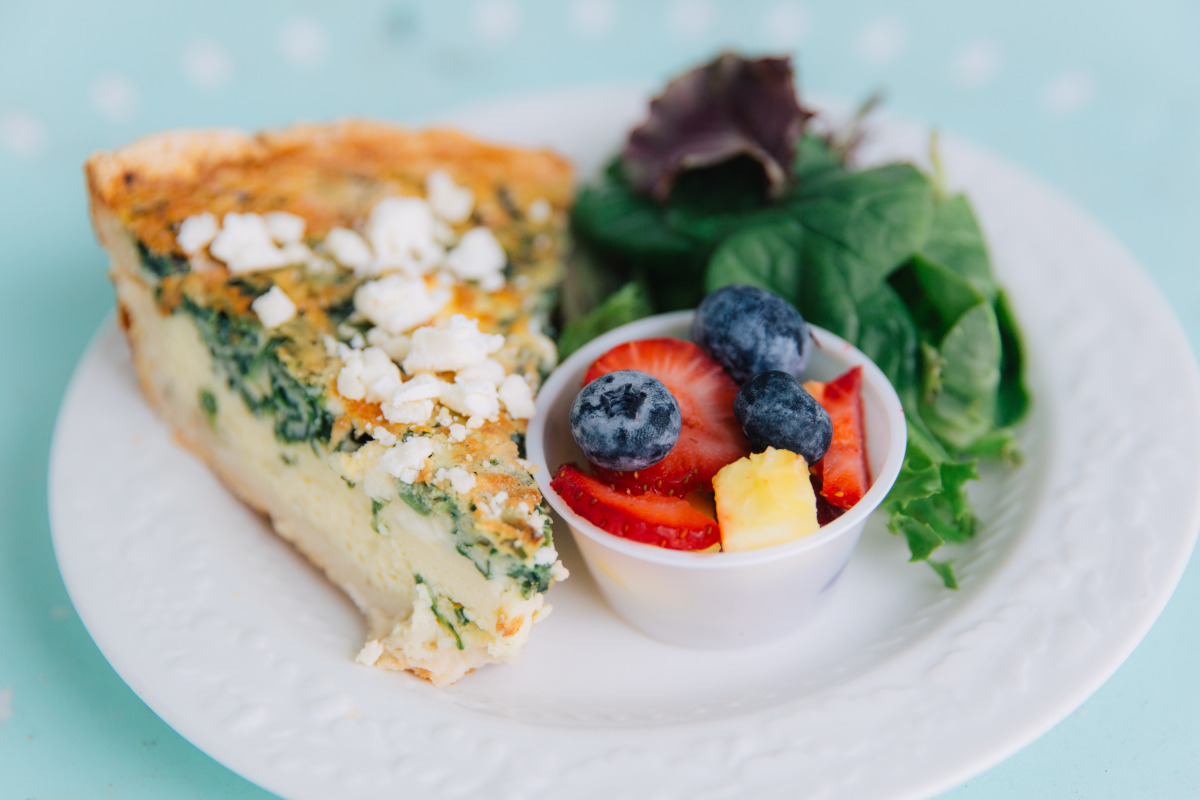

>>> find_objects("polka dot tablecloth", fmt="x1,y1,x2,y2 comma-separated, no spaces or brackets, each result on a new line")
3,1,1198,797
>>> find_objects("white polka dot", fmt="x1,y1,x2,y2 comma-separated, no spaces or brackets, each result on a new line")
762,2,810,48
90,72,140,122
0,109,47,158
856,16,907,66
0,688,11,725
474,0,520,44
668,0,715,38
281,16,328,67
1042,70,1097,117
184,41,234,91
570,0,617,38
951,41,1002,89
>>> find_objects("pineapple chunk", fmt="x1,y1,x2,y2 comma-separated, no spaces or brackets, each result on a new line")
712,447,820,552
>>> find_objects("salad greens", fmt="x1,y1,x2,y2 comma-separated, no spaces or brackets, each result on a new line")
561,54,1028,587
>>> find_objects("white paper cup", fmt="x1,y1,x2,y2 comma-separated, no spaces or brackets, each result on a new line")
527,311,907,648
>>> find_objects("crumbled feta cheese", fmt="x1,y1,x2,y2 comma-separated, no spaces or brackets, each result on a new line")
435,466,477,494
402,314,504,375
498,373,536,419
354,274,451,335
177,212,218,255
425,170,475,224
370,425,398,447
534,544,558,566
251,285,297,328
440,378,500,422
365,197,443,276
379,436,434,484
305,254,337,275
349,331,366,350
337,346,402,403
478,491,509,520
324,227,373,272
355,639,385,666
366,328,412,362
435,407,454,428
263,211,306,244
433,218,456,246
447,423,467,442
455,358,506,387
381,398,435,426
381,374,442,425
445,227,506,289
279,242,313,265
392,373,444,402
527,198,551,223
210,213,289,272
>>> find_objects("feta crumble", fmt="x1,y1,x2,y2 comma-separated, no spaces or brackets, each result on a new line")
380,373,443,425
440,379,500,424
455,358,506,387
447,423,468,442
354,274,451,335
392,373,444,402
365,197,443,276
369,425,398,447
527,198,552,223
379,436,435,484
425,170,474,224
435,466,477,494
445,227,507,290
402,314,505,375
365,328,412,362
263,211,306,244
381,398,434,426
337,346,403,404
177,212,218,255
210,213,289,273
324,227,373,272
251,285,297,328
498,373,536,419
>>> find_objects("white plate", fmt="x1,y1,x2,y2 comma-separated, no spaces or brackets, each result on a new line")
50,88,1200,800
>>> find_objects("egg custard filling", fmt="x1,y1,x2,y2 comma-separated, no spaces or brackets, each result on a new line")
85,121,572,686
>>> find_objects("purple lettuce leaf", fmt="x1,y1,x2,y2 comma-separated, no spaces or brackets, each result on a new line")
622,53,814,203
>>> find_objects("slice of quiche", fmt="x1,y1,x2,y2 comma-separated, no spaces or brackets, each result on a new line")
85,120,572,686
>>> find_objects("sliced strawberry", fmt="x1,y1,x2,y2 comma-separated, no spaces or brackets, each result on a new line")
550,463,720,551
583,338,750,495
815,366,871,510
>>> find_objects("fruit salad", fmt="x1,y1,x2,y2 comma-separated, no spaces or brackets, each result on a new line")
550,285,871,553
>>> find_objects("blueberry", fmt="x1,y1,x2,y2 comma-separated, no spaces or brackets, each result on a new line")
570,370,682,471
692,285,812,384
734,371,832,464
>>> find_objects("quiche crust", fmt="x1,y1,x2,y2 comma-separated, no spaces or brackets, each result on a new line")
86,121,572,686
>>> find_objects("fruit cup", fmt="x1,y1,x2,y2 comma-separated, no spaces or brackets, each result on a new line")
527,311,907,648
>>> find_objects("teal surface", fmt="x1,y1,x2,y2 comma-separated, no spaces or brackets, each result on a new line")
3,1,1198,797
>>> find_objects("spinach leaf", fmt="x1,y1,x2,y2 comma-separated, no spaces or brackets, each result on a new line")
994,289,1031,428
921,193,995,298
918,301,1002,454
853,283,920,405
792,132,847,182
571,177,696,262
179,296,333,446
789,164,935,299
136,241,189,278
557,281,654,359
703,220,803,299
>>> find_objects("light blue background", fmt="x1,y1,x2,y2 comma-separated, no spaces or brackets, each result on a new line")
2,1,1198,797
